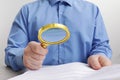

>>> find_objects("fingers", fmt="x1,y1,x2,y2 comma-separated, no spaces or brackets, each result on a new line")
88,55,101,70
88,54,112,70
31,53,46,61
24,56,42,70
23,52,45,70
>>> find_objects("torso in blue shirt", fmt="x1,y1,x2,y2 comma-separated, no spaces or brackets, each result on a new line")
5,0,112,70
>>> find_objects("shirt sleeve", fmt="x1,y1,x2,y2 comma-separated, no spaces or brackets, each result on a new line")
5,5,29,71
90,6,112,58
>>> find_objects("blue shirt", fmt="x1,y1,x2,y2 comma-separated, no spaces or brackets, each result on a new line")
5,0,112,71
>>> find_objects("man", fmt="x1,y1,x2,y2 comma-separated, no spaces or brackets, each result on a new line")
5,0,112,71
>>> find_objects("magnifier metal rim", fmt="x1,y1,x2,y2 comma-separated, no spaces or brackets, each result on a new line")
38,23,70,45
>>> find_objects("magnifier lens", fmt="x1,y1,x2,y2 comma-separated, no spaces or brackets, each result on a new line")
41,28,66,42
38,23,70,48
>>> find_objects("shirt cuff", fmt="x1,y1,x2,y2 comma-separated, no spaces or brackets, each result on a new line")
93,53,106,56
91,53,112,59
15,48,25,69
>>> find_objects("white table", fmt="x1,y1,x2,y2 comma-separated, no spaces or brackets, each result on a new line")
0,65,24,80
1,56,120,80
0,55,24,80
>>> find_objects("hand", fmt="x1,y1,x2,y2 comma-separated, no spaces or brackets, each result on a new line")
87,54,112,70
23,41,48,70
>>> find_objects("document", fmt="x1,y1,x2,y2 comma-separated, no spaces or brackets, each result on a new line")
8,62,120,80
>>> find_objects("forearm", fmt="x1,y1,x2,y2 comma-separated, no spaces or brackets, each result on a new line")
5,5,29,71
5,48,25,71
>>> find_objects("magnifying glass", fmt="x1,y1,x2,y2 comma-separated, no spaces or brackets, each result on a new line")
38,23,70,48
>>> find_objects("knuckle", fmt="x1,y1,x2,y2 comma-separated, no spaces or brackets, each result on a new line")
28,41,35,46
41,49,48,55
45,49,48,54
40,55,45,60
24,61,30,68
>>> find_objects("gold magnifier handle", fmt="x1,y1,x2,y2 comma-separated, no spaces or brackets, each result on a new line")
41,43,49,49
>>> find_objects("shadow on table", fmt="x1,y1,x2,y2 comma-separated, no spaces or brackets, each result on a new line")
0,65,25,80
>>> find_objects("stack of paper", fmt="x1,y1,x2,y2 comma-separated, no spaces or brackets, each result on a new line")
8,62,120,80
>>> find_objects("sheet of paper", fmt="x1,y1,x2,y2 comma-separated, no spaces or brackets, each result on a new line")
8,62,120,80
82,64,120,80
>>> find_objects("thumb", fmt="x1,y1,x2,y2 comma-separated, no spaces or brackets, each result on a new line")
99,55,112,67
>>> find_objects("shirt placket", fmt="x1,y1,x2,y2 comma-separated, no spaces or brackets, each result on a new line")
57,1,65,64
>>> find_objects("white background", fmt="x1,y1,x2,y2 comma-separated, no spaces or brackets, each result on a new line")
0,0,120,64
